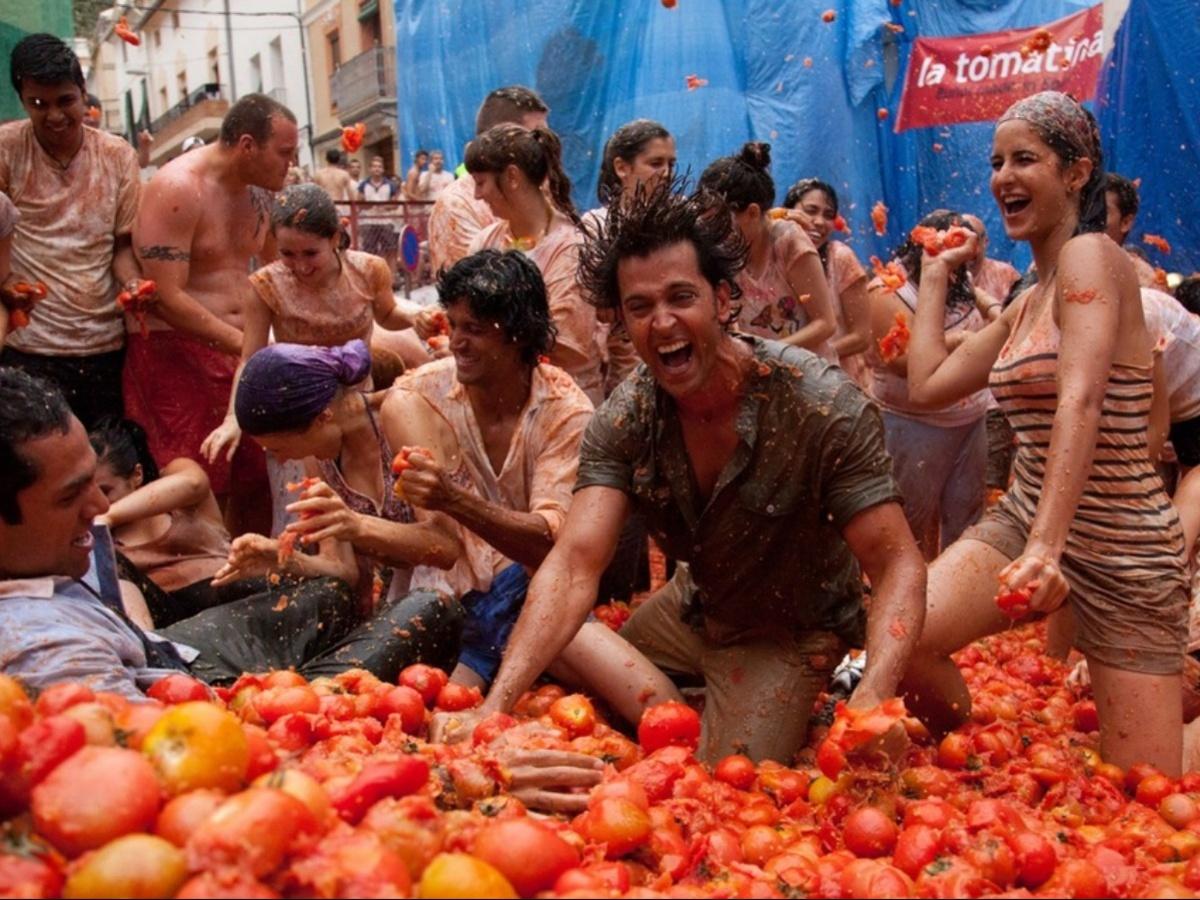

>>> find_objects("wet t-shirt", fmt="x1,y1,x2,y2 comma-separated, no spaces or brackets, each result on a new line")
0,121,140,355
427,173,494,273
575,335,900,644
250,250,386,346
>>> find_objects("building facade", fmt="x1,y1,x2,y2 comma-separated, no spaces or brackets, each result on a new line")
87,0,316,169
303,0,399,176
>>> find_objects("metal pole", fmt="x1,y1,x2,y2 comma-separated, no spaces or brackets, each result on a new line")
223,0,237,99
291,3,316,166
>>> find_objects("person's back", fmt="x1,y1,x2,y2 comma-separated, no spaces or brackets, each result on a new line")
312,164,356,203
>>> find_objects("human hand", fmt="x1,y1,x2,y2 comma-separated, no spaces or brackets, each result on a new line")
428,708,481,744
212,533,278,585
494,747,605,814
285,480,362,545
921,226,977,271
413,307,448,341
200,418,241,464
398,451,457,511
997,549,1069,615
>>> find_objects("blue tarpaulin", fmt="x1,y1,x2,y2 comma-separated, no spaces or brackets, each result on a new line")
396,0,1197,271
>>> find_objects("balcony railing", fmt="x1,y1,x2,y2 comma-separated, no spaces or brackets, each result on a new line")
330,46,395,119
150,83,226,134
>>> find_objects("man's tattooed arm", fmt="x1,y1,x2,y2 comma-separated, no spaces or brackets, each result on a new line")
138,245,191,262
251,186,272,239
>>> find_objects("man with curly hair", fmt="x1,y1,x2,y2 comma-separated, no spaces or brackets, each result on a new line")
380,249,599,692
438,181,927,764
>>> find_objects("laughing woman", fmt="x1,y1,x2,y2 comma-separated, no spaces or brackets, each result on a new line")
899,91,1188,774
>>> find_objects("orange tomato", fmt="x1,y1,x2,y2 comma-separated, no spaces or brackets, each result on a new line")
142,702,249,795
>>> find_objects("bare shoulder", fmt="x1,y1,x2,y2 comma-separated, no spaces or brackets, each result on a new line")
1059,232,1131,277
381,382,460,465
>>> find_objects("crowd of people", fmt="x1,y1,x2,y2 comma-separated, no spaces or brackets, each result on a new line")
6,31,1200,800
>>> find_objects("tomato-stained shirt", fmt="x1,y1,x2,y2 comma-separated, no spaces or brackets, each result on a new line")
575,335,900,645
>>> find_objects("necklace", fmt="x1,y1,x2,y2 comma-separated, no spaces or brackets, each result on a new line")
507,201,555,251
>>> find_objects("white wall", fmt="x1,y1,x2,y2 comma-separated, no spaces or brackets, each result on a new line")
87,0,315,169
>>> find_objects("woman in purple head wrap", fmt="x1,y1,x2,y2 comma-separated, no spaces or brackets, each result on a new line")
229,339,463,617
899,91,1188,775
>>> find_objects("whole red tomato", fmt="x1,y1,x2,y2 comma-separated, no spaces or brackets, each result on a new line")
1008,831,1057,888
253,685,320,724
473,817,580,896
637,701,700,753
398,665,449,707
714,753,758,790
31,746,160,857
893,824,942,879
146,674,211,705
33,682,94,717
156,789,226,847
579,796,651,858
435,682,483,712
547,693,597,738
374,685,426,734
843,807,898,858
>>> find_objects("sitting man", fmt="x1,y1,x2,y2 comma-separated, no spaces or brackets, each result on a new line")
284,249,644,693
439,181,927,763
0,367,461,698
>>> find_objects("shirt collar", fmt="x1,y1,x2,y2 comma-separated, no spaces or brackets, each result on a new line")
0,575,69,599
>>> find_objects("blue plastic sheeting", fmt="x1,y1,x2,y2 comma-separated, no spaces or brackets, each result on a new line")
1097,0,1200,273
395,0,1189,270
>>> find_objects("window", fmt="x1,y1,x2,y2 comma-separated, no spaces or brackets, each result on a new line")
268,37,284,91
249,53,262,93
208,48,220,87
360,3,382,48
328,30,341,73
171,10,180,30
159,85,168,114
153,28,162,48
176,70,187,103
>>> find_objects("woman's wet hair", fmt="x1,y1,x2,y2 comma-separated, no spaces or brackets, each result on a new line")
437,250,557,366
892,209,977,310
579,175,747,314
272,183,349,250
785,177,840,266
597,119,672,205
465,124,579,224
997,91,1106,235
697,141,775,212
1176,276,1200,318
236,340,372,436
90,418,160,484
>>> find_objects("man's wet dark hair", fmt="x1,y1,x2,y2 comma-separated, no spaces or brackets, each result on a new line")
1105,173,1140,220
219,92,296,146
698,141,776,212
475,86,548,136
1176,276,1200,318
0,368,74,525
578,175,747,313
11,33,85,96
437,250,556,367
325,148,343,165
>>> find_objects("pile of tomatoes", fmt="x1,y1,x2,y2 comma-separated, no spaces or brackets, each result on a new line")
3,626,1200,898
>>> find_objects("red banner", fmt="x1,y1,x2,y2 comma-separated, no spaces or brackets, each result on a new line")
894,5,1104,132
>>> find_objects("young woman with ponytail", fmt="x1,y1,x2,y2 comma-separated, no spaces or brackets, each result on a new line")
698,142,838,360
202,184,430,465
899,91,1188,775
465,124,604,403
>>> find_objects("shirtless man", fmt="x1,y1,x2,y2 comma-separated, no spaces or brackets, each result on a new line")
124,93,298,536
312,149,357,203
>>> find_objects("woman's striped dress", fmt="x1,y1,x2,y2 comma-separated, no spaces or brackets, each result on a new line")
979,288,1187,674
